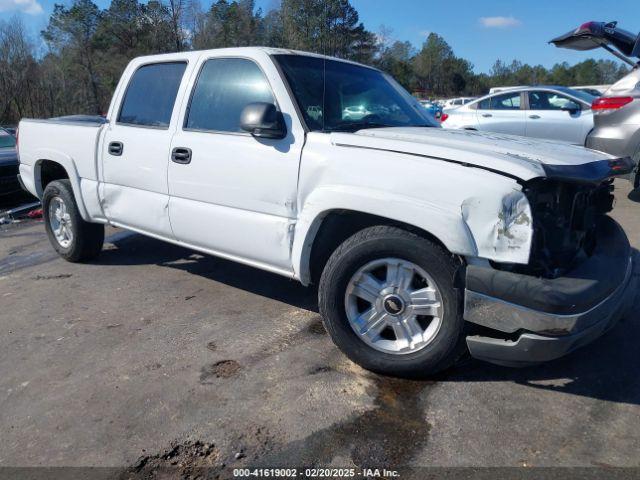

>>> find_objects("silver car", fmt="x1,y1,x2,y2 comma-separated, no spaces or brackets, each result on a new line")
442,86,596,144
552,21,640,185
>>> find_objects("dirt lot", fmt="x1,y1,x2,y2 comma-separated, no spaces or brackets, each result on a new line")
1,180,640,477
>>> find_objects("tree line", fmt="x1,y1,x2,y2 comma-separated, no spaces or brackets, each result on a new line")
0,0,629,125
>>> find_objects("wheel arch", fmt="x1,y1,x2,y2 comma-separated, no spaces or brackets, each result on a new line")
34,153,90,221
292,190,474,286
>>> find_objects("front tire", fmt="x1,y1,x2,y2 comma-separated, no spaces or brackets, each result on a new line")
43,179,104,262
318,226,465,378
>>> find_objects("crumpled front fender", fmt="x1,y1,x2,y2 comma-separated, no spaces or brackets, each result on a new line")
461,189,533,264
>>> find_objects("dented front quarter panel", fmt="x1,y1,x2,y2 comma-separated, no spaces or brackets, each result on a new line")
292,132,535,283
461,190,533,264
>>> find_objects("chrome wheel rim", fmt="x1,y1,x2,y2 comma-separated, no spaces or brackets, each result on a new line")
48,196,73,248
345,258,444,355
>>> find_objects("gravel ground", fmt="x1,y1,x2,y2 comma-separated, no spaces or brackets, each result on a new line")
1,180,639,478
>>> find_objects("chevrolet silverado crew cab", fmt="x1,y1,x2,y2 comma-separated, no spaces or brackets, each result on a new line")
17,48,638,377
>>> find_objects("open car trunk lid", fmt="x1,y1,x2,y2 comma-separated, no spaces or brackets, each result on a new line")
550,21,640,61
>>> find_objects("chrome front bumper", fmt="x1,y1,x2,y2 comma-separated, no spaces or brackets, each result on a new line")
463,217,638,367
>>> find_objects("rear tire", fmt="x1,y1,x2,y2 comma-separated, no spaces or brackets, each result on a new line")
318,226,466,378
43,179,104,262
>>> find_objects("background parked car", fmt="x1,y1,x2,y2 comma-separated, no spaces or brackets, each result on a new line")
0,127,22,198
490,85,607,97
419,100,443,119
342,105,371,120
306,105,323,122
442,97,476,110
442,86,595,144
488,87,526,94
552,21,640,185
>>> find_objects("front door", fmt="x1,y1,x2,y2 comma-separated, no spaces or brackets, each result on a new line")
167,55,304,272
101,61,188,237
475,91,526,136
525,90,591,144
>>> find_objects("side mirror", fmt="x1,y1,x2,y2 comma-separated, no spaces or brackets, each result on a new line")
562,104,581,114
240,102,286,139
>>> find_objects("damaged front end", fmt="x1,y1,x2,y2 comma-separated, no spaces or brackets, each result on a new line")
461,162,637,367
497,177,615,278
461,189,533,265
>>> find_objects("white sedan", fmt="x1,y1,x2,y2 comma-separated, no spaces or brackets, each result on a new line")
442,86,596,145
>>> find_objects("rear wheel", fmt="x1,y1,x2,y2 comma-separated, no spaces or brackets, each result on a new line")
43,180,104,262
318,226,466,378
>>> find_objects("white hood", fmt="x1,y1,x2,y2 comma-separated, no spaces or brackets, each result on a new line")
331,127,617,181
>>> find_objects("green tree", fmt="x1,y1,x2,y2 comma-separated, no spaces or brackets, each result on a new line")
571,59,600,85
413,33,472,96
42,0,103,113
1,0,634,125
141,0,181,53
0,17,39,120
193,0,262,49
548,61,574,86
376,40,415,89
280,0,376,62
261,8,284,47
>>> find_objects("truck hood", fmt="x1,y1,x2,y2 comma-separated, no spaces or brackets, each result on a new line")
330,127,632,182
0,147,18,168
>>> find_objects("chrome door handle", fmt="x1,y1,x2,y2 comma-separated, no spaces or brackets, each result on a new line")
529,115,541,119
108,141,123,156
171,147,192,164
482,114,493,118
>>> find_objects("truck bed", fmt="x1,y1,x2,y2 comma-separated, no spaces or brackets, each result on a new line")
17,116,108,199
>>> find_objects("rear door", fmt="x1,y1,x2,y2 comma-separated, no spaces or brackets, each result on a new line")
525,90,592,144
101,61,190,237
475,91,526,136
167,54,304,273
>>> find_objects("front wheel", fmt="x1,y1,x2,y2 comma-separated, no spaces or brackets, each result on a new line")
318,226,466,378
43,179,104,262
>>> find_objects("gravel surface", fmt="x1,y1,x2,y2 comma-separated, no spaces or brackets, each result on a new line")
1,180,639,477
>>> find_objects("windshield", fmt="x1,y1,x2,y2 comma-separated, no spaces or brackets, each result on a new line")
274,54,439,132
556,87,597,104
0,128,16,148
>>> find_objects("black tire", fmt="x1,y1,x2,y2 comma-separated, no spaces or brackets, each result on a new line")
318,226,466,378
42,179,104,262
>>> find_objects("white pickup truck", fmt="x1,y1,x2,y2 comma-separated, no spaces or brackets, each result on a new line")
17,48,637,377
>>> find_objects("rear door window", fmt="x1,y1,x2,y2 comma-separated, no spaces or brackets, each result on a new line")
491,92,522,110
118,62,187,128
